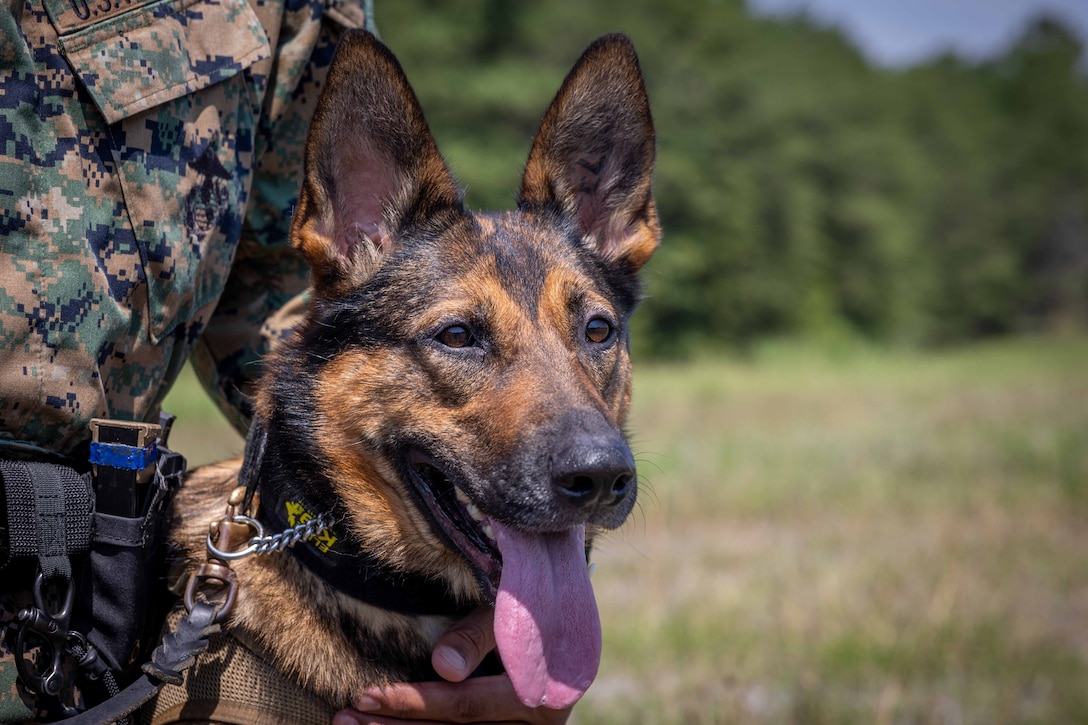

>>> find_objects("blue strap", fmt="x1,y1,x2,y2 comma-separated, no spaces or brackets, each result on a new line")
89,441,159,470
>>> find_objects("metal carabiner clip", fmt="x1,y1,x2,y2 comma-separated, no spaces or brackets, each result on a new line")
14,571,75,697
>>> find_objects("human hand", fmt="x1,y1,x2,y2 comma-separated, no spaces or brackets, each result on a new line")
331,605,573,724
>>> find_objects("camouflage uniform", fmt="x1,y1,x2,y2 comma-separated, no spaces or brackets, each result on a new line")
0,0,371,719
0,0,373,457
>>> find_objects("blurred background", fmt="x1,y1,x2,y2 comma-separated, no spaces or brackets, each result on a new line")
166,1,1088,722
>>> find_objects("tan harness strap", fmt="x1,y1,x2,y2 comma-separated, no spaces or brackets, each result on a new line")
142,608,335,725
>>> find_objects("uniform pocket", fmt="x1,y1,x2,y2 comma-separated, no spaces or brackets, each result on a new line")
48,0,271,342
49,0,270,125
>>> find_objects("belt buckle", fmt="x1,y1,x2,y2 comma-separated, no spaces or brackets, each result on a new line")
89,418,161,448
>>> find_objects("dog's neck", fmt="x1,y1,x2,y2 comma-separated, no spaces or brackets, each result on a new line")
243,416,472,617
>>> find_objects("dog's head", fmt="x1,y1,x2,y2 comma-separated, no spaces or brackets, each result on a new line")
268,29,657,708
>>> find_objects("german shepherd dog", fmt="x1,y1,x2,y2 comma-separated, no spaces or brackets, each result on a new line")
158,28,658,721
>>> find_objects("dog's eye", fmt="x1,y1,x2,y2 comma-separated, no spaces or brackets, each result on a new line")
437,324,475,349
585,318,612,344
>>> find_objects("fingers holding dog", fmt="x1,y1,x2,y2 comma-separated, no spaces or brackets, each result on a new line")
334,676,572,724
431,605,498,682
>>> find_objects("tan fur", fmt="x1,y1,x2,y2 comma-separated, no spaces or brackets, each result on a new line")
169,463,452,704
162,30,658,718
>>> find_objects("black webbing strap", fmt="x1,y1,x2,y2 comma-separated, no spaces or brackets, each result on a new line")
0,460,92,575
62,600,222,725
239,416,267,513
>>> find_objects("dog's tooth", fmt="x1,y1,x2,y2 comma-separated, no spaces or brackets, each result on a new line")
467,502,482,521
482,523,495,541
455,487,470,505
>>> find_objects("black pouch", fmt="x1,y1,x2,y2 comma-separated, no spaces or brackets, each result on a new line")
73,446,186,677
0,419,185,718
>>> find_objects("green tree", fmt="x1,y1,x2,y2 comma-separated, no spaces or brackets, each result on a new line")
376,2,1088,356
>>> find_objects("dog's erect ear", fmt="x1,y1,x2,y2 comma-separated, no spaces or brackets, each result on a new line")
519,34,659,272
291,30,465,295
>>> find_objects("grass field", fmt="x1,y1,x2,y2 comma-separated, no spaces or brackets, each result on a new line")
163,336,1088,725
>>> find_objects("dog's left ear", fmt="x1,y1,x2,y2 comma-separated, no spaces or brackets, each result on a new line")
291,30,466,296
519,34,659,272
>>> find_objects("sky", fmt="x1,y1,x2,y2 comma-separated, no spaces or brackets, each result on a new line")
748,0,1088,67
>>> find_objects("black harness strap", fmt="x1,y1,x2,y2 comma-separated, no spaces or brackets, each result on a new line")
0,459,92,576
0,460,35,569
239,416,267,514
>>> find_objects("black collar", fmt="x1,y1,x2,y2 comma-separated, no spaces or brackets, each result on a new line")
243,420,471,617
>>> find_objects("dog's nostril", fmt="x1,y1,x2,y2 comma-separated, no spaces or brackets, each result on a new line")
610,473,633,501
554,465,635,508
557,474,597,501
570,475,596,497
551,436,636,510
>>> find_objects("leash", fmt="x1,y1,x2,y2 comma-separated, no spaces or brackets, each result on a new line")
63,485,248,724
183,485,332,613
206,511,335,561
62,599,223,725
65,483,307,725
60,474,317,724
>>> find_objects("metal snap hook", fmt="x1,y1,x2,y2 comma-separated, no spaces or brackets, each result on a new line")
184,560,238,624
206,514,264,561
14,572,75,697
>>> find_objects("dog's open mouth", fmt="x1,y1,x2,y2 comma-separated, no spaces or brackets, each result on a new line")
405,449,503,593
404,448,602,709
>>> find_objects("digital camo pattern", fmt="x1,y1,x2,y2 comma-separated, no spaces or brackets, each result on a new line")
0,0,367,456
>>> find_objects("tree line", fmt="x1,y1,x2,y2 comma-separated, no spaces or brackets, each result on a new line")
379,0,1088,357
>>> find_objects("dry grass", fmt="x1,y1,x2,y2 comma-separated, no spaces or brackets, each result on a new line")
163,337,1088,724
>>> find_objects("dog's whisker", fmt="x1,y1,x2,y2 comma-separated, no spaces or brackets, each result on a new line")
634,452,666,478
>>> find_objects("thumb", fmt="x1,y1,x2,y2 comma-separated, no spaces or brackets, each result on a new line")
432,604,497,682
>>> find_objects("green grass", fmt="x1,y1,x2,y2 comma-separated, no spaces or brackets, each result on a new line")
581,336,1088,724
161,366,244,466
164,336,1088,724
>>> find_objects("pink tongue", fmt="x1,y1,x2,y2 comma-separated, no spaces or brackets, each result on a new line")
492,523,601,709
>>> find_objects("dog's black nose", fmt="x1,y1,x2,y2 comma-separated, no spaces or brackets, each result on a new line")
552,439,636,509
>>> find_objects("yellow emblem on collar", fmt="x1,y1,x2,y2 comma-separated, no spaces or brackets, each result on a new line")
285,500,338,554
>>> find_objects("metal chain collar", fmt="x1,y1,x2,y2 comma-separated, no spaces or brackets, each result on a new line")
183,487,332,621
205,512,335,561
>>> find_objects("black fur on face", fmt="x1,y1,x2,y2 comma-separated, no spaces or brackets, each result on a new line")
259,29,658,591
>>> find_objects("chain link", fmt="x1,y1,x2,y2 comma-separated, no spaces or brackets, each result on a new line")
250,513,334,555
206,513,334,561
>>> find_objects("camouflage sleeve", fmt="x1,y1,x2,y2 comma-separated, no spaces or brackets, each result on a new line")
189,1,370,435
0,0,371,457
0,0,275,457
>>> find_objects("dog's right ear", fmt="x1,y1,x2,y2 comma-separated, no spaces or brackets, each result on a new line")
291,30,466,296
